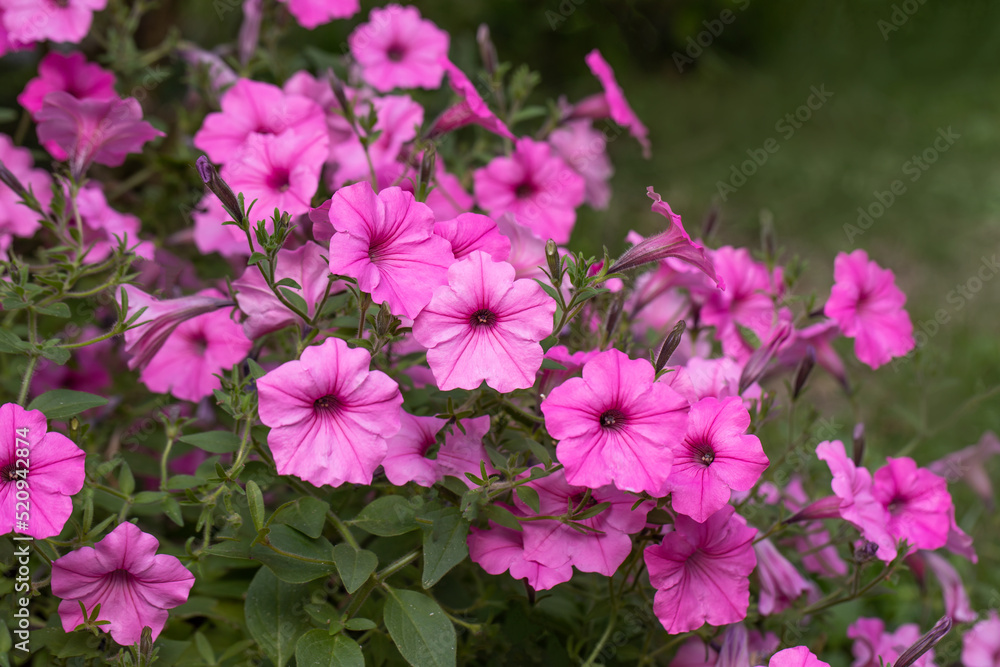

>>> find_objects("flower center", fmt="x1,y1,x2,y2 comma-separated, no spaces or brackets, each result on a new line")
470,308,497,328
313,394,342,413
108,568,134,587
1,463,18,483
599,409,626,430
368,236,390,262
514,182,536,199
386,44,406,62
266,167,291,192
689,438,715,466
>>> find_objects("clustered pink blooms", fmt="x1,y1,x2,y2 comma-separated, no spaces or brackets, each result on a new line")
0,133,51,251
348,4,449,92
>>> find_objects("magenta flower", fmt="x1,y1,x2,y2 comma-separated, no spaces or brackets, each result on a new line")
52,522,195,646
872,456,953,552
233,242,334,339
473,137,585,245
413,251,555,392
193,78,327,164
467,521,573,592
848,618,931,667
0,0,107,45
541,349,688,495
761,647,831,667
813,440,898,562
36,92,163,177
671,638,718,667
434,213,511,262
666,397,768,523
0,133,51,243
824,249,914,369
1,403,85,539
753,538,810,615
382,412,445,487
223,130,327,220
348,4,449,92
430,60,515,140
138,290,253,402
326,182,453,319
579,49,650,158
963,611,1000,667
18,52,116,123
548,119,612,209
257,337,403,487
644,505,757,633
279,0,357,28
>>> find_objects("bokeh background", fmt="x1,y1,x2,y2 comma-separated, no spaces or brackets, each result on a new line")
3,1,999,663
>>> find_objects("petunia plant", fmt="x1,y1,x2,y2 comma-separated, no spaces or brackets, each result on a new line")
0,1,994,666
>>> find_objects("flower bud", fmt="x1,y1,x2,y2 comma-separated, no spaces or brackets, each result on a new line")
852,422,866,466
701,202,720,241
853,539,879,563
196,156,242,223
545,239,560,280
328,68,352,120
792,345,816,399
654,320,686,373
739,322,792,395
0,159,29,201
477,24,499,76
603,295,624,343
894,616,952,667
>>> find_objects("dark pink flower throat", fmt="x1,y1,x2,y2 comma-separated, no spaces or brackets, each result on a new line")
599,408,626,431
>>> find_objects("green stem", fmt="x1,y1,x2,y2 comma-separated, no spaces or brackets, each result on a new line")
343,548,421,620
582,579,618,667
159,436,175,491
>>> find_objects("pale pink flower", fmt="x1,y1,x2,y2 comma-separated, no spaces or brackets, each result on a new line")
664,357,761,407
495,212,549,280
847,618,931,667
52,522,195,646
917,551,976,623
348,4,449,92
413,251,555,392
474,137,585,245
541,349,688,495
434,415,496,487
824,249,914,369
326,182,453,319
671,638,718,667
74,184,153,263
192,193,250,258
433,212,511,262
426,163,474,221
279,0,358,28
929,430,1000,511
761,647,830,667
326,93,423,188
753,538,810,615
548,119,611,209
872,456,953,552
36,92,163,177
18,52,116,121
430,60,514,140
233,242,334,339
0,133,51,241
644,505,757,633
1,403,85,539
467,521,573,591
538,345,600,396
963,611,1000,667
193,78,327,164
139,289,253,402
256,337,403,487
580,49,650,158
0,0,107,45
666,397,768,523
382,412,445,487
178,45,238,94
223,129,327,220
775,319,847,389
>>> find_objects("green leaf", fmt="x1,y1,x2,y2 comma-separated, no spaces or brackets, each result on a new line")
484,504,522,532
166,474,205,490
420,508,470,588
248,252,267,266
39,344,71,365
246,480,265,531
270,496,329,539
296,630,364,667
246,358,267,379
539,358,566,371
349,496,419,536
533,279,562,304
574,501,611,520
194,632,215,664
540,335,559,352
178,430,240,453
35,302,71,318
132,491,166,505
274,277,303,290
0,330,28,353
383,587,457,667
280,288,309,315
117,463,135,496
244,567,313,667
515,486,541,514
331,543,378,594
28,389,108,419
344,618,377,632
251,525,338,583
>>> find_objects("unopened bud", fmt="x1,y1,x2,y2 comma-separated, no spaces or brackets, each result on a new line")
654,320,686,373
196,156,241,223
739,322,792,395
327,68,352,120
853,540,879,563
0,159,29,200
701,202,720,241
604,296,624,342
894,616,952,667
545,239,560,280
375,301,395,337
477,24,499,76
792,345,816,399
416,147,436,202
852,423,866,466
140,626,155,661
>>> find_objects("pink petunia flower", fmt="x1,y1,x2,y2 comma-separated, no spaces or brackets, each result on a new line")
193,78,327,164
0,133,51,243
473,137,585,245
916,551,976,623
36,92,164,177
326,182,453,319
670,638,718,667
51,522,195,646
963,611,1000,667
382,412,445,487
824,249,914,369
426,163,475,221
541,349,688,495
138,289,253,402
434,415,497,487
433,212,511,262
256,336,403,487
548,119,612,209
644,505,757,633
348,4,449,92
663,357,761,407
872,456,954,552
0,0,107,45
579,49,651,158
753,538,810,615
233,242,334,339
1,403,85,539
412,251,555,392
18,52,116,122
192,193,251,258
847,618,932,667
761,647,831,667
666,397,768,523
279,0,358,29
495,212,550,280
429,60,514,140
467,521,573,591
